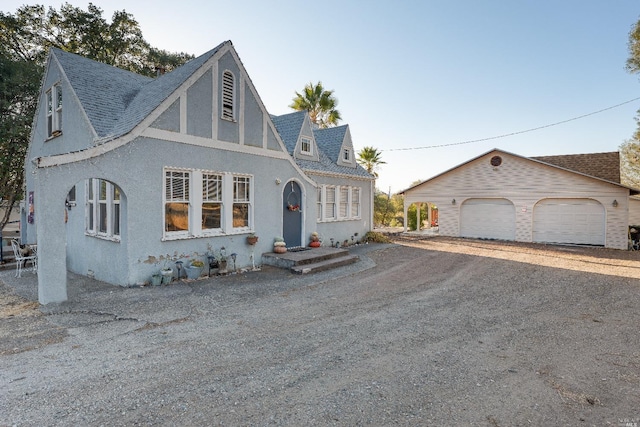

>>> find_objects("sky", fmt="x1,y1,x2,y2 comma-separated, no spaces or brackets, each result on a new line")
5,0,640,193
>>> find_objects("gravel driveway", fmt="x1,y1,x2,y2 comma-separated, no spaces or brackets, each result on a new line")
1,237,639,426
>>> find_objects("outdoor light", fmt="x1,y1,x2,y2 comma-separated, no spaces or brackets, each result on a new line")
452,199,456,205
613,199,618,207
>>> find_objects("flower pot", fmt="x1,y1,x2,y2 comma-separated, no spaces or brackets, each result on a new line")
151,274,162,286
160,269,173,284
218,259,228,274
246,236,259,245
185,266,203,280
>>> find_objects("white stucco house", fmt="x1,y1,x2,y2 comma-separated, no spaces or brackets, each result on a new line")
22,40,374,304
400,148,639,249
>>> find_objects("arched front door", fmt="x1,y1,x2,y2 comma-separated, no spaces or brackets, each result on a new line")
283,181,302,248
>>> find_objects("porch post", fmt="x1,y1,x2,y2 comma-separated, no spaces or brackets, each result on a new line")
403,201,408,233
416,204,421,231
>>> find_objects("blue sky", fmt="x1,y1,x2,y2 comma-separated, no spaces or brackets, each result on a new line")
6,1,640,193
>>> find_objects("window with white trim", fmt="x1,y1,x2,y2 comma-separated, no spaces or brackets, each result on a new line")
165,170,191,234
339,187,349,218
46,83,62,137
343,148,350,162
202,173,222,231
164,168,252,238
86,179,120,240
233,175,251,229
325,186,336,220
351,187,361,218
221,70,235,121
301,137,312,154
317,185,362,222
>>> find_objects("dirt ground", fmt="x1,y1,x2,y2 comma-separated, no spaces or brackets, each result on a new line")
1,237,640,426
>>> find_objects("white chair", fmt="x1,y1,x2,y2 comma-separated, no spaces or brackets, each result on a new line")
10,239,37,278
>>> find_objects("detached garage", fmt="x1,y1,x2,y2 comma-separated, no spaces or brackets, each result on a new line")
400,149,639,250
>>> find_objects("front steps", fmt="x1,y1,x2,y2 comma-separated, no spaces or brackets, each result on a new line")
262,246,359,274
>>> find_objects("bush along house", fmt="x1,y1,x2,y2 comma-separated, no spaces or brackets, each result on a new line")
23,40,374,304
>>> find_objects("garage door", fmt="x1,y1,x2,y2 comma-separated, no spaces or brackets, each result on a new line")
533,199,605,246
460,198,515,240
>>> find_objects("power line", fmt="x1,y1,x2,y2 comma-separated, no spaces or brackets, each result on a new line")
384,96,640,152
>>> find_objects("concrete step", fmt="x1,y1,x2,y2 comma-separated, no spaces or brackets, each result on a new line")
290,254,359,274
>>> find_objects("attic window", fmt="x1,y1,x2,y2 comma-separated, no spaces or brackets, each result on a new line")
221,70,235,121
490,156,502,167
343,148,351,162
301,137,312,154
46,83,62,138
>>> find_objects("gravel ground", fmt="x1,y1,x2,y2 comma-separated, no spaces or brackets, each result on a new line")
1,237,640,426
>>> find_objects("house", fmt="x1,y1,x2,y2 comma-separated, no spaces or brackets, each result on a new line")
22,41,374,304
400,148,639,249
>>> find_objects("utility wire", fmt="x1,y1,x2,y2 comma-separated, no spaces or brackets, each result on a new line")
384,96,640,152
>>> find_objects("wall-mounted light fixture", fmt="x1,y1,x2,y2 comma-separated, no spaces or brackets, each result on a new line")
275,178,281,185
451,199,456,205
612,199,618,207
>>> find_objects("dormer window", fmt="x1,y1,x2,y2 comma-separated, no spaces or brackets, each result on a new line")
301,137,312,154
46,83,62,138
343,148,351,162
221,70,235,121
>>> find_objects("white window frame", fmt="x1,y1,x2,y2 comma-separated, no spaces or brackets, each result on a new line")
351,187,361,219
339,186,349,219
343,148,351,162
163,168,253,240
317,185,362,222
300,137,312,155
46,83,62,138
232,175,252,232
202,172,223,233
325,186,336,220
221,70,235,121
316,187,323,221
86,178,120,242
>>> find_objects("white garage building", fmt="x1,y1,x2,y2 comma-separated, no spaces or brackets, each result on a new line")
400,149,638,250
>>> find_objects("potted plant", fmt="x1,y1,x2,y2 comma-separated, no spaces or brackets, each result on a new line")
246,233,259,245
151,273,162,286
186,259,205,280
160,261,174,284
273,237,287,253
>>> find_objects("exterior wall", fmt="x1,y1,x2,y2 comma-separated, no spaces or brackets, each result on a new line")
309,173,373,246
186,69,213,138
404,151,629,249
24,60,97,244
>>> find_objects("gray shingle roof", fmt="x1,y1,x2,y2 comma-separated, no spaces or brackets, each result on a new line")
53,41,228,141
270,110,306,154
313,125,348,163
271,112,372,179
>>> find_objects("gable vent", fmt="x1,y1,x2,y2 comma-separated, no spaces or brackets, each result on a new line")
222,71,234,120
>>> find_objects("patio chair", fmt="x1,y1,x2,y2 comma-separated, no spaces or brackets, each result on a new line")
10,239,37,278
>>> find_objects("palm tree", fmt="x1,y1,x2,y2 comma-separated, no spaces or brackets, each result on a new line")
357,146,386,177
290,81,341,128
